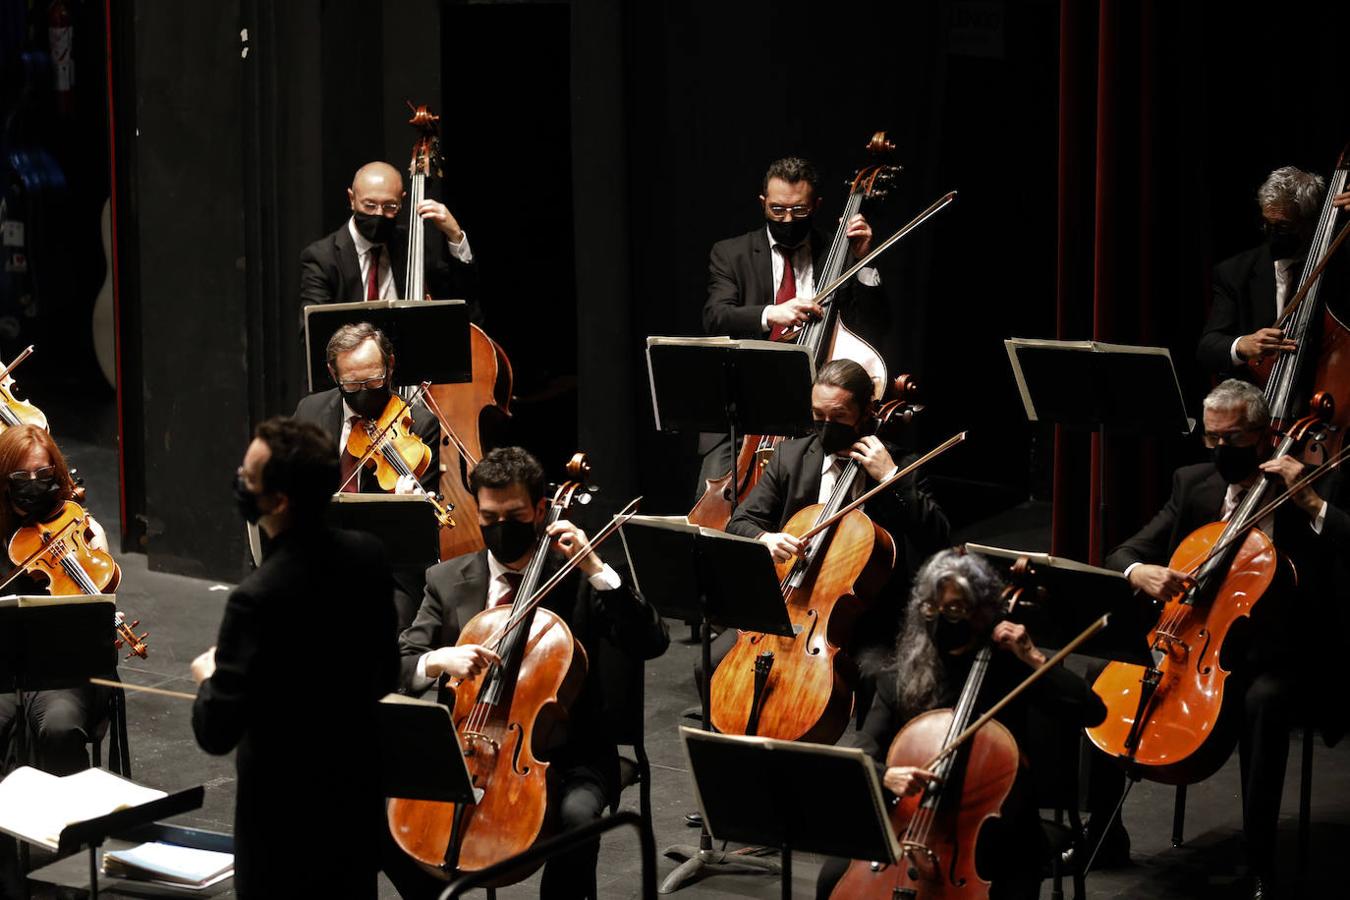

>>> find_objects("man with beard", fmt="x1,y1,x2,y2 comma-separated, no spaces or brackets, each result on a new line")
300,160,480,317
694,359,949,701
192,417,399,898
696,156,888,490
389,446,669,899
1197,167,1350,377
1081,379,1350,899
813,548,1105,900
293,321,439,628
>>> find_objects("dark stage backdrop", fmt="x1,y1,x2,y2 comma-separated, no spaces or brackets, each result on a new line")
102,0,1350,579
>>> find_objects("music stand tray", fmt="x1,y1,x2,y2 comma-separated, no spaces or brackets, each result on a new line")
303,299,471,393
681,727,898,899
965,544,1155,666
0,594,116,694
327,495,442,570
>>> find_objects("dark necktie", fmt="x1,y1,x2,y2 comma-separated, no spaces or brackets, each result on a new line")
768,244,796,341
339,416,361,492
494,570,524,609
365,246,381,301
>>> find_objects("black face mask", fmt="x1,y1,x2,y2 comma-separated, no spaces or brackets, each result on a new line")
767,215,813,249
233,475,266,525
813,420,858,456
345,386,391,421
352,211,397,245
934,617,976,655
483,518,539,565
11,476,62,520
1212,443,1262,485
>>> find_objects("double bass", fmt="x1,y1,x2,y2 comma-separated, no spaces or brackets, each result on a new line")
401,103,514,560
690,133,905,531
387,454,592,882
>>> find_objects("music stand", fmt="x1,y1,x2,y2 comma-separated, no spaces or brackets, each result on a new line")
646,337,814,520
327,495,442,570
963,544,1156,666
303,299,472,393
1005,338,1193,564
681,727,898,900
618,516,793,892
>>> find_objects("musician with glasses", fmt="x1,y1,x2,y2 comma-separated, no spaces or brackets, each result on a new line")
0,425,113,777
300,160,480,315
697,155,888,490
293,321,440,627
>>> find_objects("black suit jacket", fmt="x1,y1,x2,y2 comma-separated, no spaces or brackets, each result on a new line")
398,550,669,798
1197,244,1298,376
1106,462,1350,662
702,226,889,341
298,220,482,322
293,386,441,496
193,527,399,898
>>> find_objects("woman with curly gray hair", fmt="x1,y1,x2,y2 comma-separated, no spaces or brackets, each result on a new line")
814,548,1106,900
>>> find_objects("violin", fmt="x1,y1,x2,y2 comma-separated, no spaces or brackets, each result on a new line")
401,102,514,560
709,401,936,744
387,453,592,882
0,347,49,432
1086,400,1331,784
342,387,455,530
690,132,905,531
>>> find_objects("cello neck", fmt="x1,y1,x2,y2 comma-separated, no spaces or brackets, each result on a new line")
404,171,427,302
916,645,992,814
1265,153,1350,423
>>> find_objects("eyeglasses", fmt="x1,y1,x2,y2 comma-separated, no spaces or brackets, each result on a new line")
337,372,388,393
919,596,972,623
356,200,402,215
1202,427,1262,448
766,204,813,220
8,466,56,483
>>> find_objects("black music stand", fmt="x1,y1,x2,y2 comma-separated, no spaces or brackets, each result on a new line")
963,544,1157,666
681,727,898,900
1005,338,1193,564
618,516,793,892
646,336,814,520
327,494,443,570
303,299,472,393
378,694,478,871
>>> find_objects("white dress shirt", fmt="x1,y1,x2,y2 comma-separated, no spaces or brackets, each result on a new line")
347,217,474,301
817,453,898,506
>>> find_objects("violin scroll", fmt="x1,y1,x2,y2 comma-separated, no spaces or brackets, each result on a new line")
114,610,149,660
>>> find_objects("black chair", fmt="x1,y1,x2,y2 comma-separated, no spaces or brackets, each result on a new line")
1027,704,1087,900
597,635,653,836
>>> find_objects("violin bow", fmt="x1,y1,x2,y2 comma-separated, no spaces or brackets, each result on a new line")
89,677,196,701
924,613,1111,770
335,381,432,493
795,431,967,544
421,388,480,470
0,345,35,382
478,497,643,651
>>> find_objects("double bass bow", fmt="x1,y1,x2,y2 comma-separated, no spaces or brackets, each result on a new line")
386,453,594,882
709,426,966,744
401,102,514,560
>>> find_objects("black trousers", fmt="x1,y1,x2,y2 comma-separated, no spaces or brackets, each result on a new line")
382,771,609,899
1084,660,1300,878
0,687,98,775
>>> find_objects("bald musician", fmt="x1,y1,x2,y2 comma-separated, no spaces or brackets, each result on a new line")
300,161,481,317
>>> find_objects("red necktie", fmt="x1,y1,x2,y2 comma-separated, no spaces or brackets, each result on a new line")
768,245,796,341
492,571,524,609
365,246,381,301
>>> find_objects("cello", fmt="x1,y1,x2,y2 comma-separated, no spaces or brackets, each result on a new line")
708,418,962,744
1086,402,1330,783
386,454,592,882
401,102,514,561
690,133,904,531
